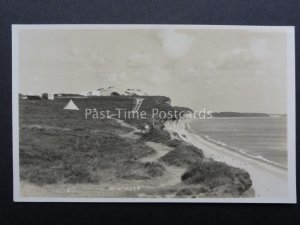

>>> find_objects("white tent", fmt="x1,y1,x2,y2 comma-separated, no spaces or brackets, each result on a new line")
63,100,79,110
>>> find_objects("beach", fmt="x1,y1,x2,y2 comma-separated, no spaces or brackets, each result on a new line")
164,119,288,198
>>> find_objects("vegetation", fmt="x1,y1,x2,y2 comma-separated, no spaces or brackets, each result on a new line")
19,95,253,197
161,144,204,167
181,161,252,194
140,127,171,144
166,139,182,147
212,112,270,117
19,97,166,185
19,126,164,184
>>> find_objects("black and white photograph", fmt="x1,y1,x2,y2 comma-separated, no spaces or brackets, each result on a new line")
12,25,296,203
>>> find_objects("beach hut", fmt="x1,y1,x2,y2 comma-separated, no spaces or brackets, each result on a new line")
42,93,54,100
63,100,79,110
19,94,28,100
48,94,54,100
42,93,48,99
27,95,41,100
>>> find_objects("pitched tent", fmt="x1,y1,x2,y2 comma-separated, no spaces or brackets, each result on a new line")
63,100,79,110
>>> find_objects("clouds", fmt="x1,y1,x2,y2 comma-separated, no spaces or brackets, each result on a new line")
19,28,288,113
102,72,127,83
68,30,197,85
127,53,152,68
67,33,273,89
149,67,172,84
69,48,112,68
202,38,269,71
159,30,194,59
179,66,200,82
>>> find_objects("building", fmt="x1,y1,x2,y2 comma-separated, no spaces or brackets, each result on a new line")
48,93,54,100
42,93,55,100
88,90,101,96
27,95,41,100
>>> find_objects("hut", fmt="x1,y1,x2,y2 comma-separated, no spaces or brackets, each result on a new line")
42,93,48,99
27,95,41,100
48,94,54,100
42,93,54,100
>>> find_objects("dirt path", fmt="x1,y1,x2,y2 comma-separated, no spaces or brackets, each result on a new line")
112,118,140,139
109,114,186,191
140,142,170,163
111,119,185,187
132,98,144,112
140,142,185,187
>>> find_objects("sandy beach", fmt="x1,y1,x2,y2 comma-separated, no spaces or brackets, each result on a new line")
164,119,288,198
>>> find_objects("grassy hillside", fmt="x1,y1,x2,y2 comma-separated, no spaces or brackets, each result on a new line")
19,96,252,197
20,97,166,184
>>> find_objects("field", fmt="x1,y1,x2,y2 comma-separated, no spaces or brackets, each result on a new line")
19,96,253,198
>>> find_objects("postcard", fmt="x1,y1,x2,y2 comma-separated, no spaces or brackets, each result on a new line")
12,25,296,203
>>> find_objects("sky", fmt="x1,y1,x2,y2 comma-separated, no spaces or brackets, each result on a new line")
18,27,291,113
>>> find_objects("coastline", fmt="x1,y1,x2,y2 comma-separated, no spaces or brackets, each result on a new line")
186,119,288,170
164,119,288,198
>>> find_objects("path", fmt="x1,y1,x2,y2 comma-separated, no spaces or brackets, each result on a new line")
132,98,144,112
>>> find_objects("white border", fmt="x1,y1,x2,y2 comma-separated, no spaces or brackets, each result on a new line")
12,25,296,203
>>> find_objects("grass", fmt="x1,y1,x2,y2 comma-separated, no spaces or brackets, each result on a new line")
20,97,135,132
165,139,182,147
19,96,253,197
140,127,171,144
19,96,169,185
160,144,204,167
181,161,252,194
19,95,190,185
116,161,165,180
159,141,252,196
20,126,163,184
123,96,192,128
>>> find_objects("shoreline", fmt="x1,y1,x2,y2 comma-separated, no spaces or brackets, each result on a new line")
164,119,288,198
185,122,288,170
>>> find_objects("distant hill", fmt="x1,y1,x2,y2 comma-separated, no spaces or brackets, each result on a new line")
212,112,270,117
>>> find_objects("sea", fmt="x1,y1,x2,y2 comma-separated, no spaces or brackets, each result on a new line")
188,117,288,168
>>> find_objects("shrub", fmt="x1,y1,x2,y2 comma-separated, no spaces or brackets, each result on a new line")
181,161,252,193
161,144,204,167
166,139,182,147
140,127,171,144
117,161,165,180
19,128,159,184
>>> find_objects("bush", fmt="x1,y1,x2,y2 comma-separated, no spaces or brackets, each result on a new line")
140,127,171,144
166,139,182,147
19,128,159,184
117,161,165,180
160,144,204,167
181,161,252,193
